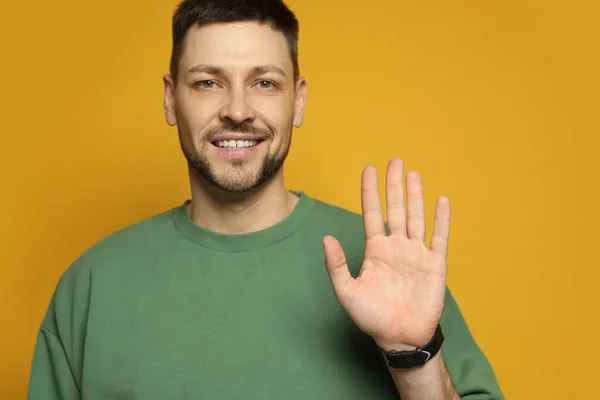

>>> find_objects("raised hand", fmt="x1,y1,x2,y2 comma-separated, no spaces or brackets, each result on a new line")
323,158,451,350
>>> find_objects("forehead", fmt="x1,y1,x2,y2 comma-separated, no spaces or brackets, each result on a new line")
180,22,293,75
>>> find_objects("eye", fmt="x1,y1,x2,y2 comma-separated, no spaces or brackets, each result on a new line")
256,80,276,90
196,80,219,89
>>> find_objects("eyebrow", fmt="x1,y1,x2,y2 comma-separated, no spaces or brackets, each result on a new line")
250,65,287,77
187,64,287,77
187,64,223,75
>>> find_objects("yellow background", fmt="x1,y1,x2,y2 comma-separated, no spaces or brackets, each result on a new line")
1,0,598,398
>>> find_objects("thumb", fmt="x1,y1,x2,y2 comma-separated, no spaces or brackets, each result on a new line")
323,235,355,303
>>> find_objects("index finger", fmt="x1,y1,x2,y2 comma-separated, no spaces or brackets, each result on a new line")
362,166,386,239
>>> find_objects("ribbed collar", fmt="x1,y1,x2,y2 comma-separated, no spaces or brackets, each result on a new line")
171,191,315,252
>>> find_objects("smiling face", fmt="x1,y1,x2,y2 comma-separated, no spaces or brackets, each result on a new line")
164,21,306,193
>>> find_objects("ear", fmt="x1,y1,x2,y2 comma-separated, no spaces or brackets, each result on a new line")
163,74,177,126
292,77,307,128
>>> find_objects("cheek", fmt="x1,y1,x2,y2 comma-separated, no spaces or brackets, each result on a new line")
176,92,220,142
254,96,295,144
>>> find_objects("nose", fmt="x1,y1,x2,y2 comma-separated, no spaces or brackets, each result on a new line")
218,87,256,125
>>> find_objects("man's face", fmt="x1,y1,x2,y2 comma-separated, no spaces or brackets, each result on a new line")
164,22,306,193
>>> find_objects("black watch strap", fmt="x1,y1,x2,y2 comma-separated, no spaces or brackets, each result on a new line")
378,325,445,369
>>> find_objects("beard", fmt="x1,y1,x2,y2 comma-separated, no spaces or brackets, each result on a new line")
178,120,291,194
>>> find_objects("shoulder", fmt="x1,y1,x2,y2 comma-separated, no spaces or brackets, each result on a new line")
304,195,367,268
309,196,363,228
41,203,183,334
60,203,181,282
307,197,365,237
306,194,389,240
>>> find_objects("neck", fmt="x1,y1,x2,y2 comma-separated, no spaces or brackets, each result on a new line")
186,167,299,235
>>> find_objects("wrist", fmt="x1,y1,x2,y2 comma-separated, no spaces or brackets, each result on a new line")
375,327,439,352
389,349,443,376
377,342,419,352
377,325,445,369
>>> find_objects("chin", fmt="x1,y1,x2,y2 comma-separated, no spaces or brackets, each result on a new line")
182,144,287,194
214,170,261,191
196,162,262,193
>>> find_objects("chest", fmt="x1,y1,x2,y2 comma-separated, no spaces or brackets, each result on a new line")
79,249,397,399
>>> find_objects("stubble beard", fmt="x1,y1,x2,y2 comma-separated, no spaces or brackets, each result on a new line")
178,128,291,194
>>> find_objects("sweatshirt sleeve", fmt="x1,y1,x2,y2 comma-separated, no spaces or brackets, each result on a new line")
27,327,80,400
28,258,91,400
441,289,504,399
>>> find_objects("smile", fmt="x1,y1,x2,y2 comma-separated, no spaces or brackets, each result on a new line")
213,139,263,149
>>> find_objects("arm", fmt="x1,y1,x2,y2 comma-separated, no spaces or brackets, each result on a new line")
28,263,91,400
389,353,459,400
27,324,80,400
387,289,503,399
323,158,503,399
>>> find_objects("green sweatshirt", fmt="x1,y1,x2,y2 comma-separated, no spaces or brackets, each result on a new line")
28,192,503,399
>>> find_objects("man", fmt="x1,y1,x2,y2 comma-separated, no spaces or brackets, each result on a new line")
27,0,504,398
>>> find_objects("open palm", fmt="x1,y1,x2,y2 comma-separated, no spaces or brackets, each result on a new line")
323,158,451,350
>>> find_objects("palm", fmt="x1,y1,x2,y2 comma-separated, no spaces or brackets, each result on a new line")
323,158,451,350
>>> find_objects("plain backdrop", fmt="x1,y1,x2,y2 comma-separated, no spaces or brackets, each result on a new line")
1,0,598,398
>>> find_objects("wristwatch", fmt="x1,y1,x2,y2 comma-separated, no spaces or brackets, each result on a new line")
378,325,445,369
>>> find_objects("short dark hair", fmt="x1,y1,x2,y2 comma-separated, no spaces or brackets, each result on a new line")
170,0,300,84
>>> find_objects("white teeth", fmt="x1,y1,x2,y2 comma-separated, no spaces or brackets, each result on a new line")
216,140,259,148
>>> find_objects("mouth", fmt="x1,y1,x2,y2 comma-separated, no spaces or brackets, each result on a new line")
211,138,265,149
